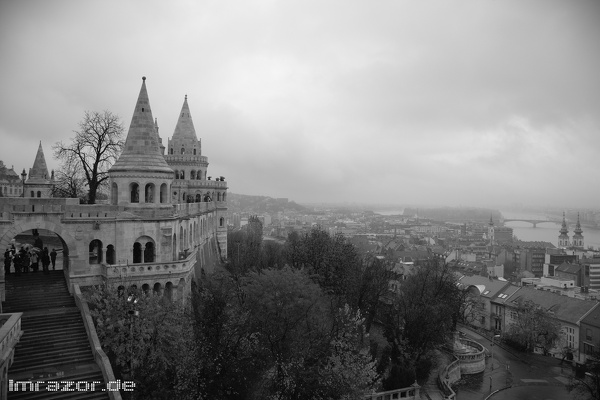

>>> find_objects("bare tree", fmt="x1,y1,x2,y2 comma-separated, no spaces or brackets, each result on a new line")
51,160,87,200
53,110,124,204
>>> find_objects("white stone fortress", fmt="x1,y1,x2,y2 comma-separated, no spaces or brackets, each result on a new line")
0,77,228,301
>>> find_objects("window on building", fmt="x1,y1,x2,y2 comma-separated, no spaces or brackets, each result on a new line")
584,343,595,355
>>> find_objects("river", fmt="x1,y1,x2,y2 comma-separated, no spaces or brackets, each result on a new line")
501,211,600,251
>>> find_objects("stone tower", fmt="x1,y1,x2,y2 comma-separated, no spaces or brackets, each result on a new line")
25,141,54,198
573,213,584,249
487,215,495,245
163,94,229,257
165,95,208,203
108,77,175,205
558,212,570,248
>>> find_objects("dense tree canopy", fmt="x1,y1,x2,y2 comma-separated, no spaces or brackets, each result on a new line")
192,267,378,399
86,286,193,399
504,299,562,354
380,261,462,387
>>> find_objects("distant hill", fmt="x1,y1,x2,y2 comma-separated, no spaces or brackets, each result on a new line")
227,193,313,214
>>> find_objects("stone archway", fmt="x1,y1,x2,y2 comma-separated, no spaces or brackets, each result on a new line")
0,220,78,301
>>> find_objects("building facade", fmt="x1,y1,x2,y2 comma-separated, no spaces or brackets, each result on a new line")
0,77,228,301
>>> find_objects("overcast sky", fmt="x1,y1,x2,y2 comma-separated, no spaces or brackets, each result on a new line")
1,0,599,209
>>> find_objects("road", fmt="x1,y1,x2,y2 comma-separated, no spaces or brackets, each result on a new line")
454,326,574,400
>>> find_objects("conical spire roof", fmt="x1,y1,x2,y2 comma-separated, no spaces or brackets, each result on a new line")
574,213,583,235
27,142,50,183
172,95,198,141
110,77,173,174
559,212,569,235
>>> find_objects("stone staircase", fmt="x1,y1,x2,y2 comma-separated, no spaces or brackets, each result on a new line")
4,270,109,399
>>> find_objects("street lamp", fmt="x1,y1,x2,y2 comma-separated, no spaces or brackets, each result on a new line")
20,169,27,197
127,294,139,380
491,334,501,370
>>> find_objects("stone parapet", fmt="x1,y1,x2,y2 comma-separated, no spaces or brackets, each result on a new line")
456,338,486,374
0,312,22,400
103,252,195,283
73,285,121,400
165,155,208,164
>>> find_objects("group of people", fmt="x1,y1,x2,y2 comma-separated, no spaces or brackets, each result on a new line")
3,244,57,276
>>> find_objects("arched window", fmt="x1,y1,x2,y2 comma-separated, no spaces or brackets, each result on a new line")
111,182,118,205
37,191,41,198
181,171,185,180
172,233,177,261
30,191,34,197
174,170,179,179
106,244,115,265
160,183,168,203
193,149,197,155
133,242,142,263
165,282,174,301
220,217,225,227
142,283,150,295
170,148,173,154
144,242,155,263
89,239,103,264
130,183,139,203
217,192,221,201
179,226,184,253
223,192,226,201
190,170,196,180
195,193,201,202
145,183,154,203
180,148,185,154
153,282,162,296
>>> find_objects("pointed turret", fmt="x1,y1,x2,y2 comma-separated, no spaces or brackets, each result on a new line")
27,142,50,183
558,212,570,247
172,95,199,143
109,77,173,174
23,142,53,198
108,77,174,206
573,212,584,249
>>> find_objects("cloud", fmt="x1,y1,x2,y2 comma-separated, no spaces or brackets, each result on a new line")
0,0,599,208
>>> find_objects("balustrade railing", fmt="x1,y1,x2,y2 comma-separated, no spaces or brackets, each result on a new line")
364,382,420,400
103,252,196,280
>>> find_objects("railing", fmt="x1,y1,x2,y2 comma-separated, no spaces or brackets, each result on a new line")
0,312,23,400
73,285,121,400
164,155,208,163
364,382,420,400
438,354,459,400
1,197,226,221
103,252,196,280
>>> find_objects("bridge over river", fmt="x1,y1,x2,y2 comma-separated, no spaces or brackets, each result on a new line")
501,218,562,228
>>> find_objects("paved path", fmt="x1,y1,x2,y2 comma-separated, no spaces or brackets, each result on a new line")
456,325,574,400
419,349,446,400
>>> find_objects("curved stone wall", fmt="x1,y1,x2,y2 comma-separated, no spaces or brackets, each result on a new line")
455,338,486,374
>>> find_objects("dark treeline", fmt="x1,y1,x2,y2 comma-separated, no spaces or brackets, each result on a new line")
87,219,465,399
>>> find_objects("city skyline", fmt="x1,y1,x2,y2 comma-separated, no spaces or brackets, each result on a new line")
1,0,599,208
